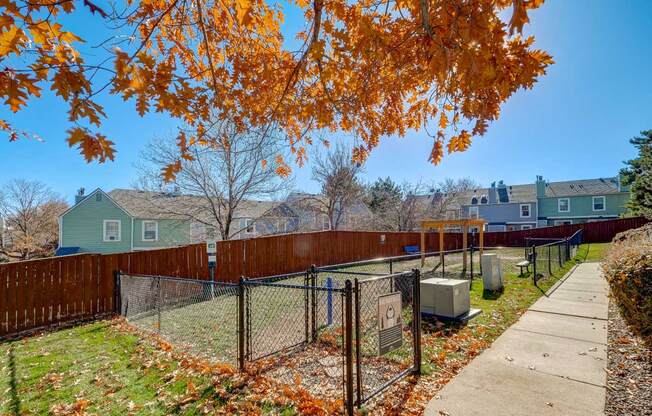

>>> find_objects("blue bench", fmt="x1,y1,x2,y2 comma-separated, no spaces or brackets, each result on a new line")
404,245,420,254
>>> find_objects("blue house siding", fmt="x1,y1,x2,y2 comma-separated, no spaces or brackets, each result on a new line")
462,201,538,231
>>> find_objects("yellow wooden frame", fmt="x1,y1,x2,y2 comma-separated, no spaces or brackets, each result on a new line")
420,219,486,268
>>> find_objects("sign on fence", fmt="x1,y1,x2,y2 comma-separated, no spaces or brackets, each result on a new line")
378,292,403,355
206,240,217,266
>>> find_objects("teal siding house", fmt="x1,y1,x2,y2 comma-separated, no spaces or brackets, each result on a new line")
535,176,630,226
57,189,191,255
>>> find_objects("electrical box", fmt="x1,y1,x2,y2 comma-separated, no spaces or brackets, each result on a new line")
481,253,503,291
420,278,470,318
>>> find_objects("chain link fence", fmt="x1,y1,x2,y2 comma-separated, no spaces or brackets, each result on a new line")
119,266,421,414
119,274,240,366
118,238,584,414
531,229,583,286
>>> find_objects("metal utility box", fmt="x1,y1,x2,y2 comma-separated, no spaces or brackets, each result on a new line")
420,278,470,318
481,253,503,291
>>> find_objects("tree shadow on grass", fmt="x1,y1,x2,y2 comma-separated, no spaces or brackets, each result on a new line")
8,344,20,415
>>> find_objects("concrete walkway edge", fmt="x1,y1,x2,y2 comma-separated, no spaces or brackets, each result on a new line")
424,263,608,416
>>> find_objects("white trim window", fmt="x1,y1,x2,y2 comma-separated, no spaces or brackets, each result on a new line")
558,198,570,213
103,220,121,242
554,219,572,225
142,220,158,241
592,196,606,211
321,214,331,230
520,203,531,218
240,218,255,236
468,206,479,219
521,224,533,230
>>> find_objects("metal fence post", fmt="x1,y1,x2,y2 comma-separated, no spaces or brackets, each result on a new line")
354,278,362,407
566,238,571,260
310,265,317,342
157,276,162,334
238,276,246,371
344,279,355,416
547,245,552,275
114,270,122,315
558,243,562,267
532,247,538,285
441,251,446,278
304,270,310,343
326,277,333,326
412,269,422,376
469,245,474,280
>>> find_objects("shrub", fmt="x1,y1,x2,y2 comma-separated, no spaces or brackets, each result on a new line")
603,224,652,344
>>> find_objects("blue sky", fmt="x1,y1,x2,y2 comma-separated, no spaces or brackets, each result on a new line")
1,0,651,204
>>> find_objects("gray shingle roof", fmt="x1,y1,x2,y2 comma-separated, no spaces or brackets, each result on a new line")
413,176,621,211
543,177,621,197
107,189,288,220
464,184,537,205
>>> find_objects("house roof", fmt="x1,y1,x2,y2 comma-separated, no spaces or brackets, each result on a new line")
107,189,291,220
59,188,133,219
286,192,372,216
501,184,537,203
55,247,84,256
413,176,622,211
543,177,621,197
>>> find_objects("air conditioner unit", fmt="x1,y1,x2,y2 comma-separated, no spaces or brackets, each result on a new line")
481,253,503,291
420,278,470,318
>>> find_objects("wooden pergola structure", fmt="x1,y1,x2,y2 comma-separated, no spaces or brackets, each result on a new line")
420,219,487,268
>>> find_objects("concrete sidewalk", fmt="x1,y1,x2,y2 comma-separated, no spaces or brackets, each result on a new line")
424,262,608,416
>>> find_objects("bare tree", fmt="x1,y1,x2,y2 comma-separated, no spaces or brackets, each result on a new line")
426,177,479,219
137,119,293,241
299,143,365,230
365,178,430,231
0,179,67,260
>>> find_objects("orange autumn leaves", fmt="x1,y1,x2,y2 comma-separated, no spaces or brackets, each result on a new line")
1,0,552,179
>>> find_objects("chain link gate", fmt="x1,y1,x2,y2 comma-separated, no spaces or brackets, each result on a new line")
351,270,421,408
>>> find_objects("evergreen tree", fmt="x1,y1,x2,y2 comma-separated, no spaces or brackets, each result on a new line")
620,131,652,218
367,177,402,214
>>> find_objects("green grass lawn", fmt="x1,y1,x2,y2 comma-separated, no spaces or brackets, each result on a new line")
0,321,299,415
575,242,611,262
1,244,606,415
0,321,218,415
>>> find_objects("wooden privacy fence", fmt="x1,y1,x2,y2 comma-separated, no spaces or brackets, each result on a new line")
0,255,107,338
481,216,649,247
215,216,649,281
0,244,208,339
0,216,647,339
